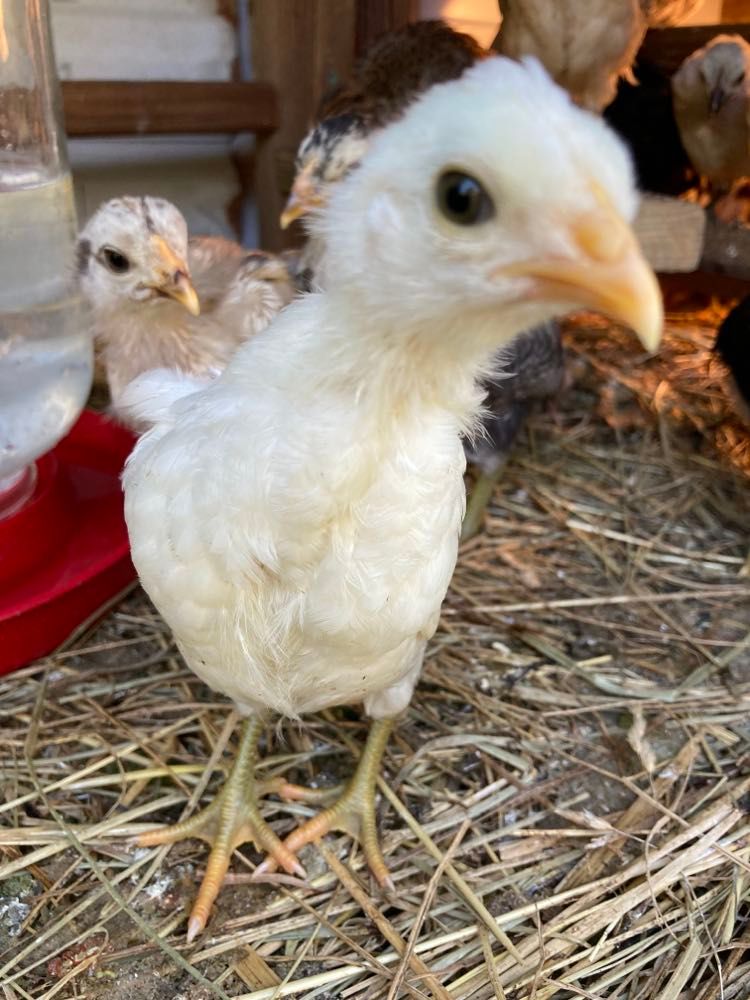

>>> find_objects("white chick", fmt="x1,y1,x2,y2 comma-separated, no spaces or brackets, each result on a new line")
78,197,295,429
672,35,750,193
122,56,662,941
285,113,566,539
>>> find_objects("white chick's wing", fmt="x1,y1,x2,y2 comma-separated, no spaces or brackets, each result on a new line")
117,368,213,431
123,299,462,718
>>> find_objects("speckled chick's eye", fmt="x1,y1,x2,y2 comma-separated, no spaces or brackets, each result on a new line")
436,171,495,227
101,246,131,274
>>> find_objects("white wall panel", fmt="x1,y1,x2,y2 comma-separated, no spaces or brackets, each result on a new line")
50,0,245,242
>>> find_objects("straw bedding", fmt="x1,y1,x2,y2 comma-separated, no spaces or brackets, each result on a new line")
1,305,749,999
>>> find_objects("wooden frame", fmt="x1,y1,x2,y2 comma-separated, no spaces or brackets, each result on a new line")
250,1,357,251
62,2,422,248
61,81,278,138
249,0,419,250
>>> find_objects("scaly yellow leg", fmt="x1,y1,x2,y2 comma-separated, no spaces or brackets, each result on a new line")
255,718,395,888
138,717,304,942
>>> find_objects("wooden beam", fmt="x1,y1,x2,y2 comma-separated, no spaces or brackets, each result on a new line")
722,0,750,23
61,81,278,137
636,194,750,284
639,23,750,77
250,0,358,252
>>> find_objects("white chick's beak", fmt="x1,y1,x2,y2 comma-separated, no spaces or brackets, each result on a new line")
148,234,201,316
280,160,323,230
494,193,663,353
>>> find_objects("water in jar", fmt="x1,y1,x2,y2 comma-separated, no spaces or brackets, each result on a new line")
0,172,93,486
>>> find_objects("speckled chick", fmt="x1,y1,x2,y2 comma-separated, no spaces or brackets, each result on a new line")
78,197,295,429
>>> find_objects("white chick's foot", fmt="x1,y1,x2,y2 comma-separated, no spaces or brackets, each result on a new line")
137,717,305,942
255,718,395,890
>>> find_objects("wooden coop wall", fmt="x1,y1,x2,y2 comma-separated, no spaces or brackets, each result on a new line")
53,0,420,249
52,0,247,240
53,0,750,252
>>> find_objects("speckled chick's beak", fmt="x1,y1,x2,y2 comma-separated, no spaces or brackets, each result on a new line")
280,161,324,230
494,196,663,353
149,234,201,316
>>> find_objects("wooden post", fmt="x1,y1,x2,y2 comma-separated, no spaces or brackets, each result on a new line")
722,1,750,22
250,0,358,251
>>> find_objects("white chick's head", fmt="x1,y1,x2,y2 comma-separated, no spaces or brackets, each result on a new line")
280,115,370,229
77,197,200,316
315,56,662,354
698,36,749,114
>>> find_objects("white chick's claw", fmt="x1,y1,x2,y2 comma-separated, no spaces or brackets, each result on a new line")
123,56,663,940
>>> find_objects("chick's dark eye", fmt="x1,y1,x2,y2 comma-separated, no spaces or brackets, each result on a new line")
735,71,746,86
436,171,494,226
101,247,131,274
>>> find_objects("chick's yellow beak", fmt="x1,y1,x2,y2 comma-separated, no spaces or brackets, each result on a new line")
280,160,324,230
496,197,663,353
149,234,201,317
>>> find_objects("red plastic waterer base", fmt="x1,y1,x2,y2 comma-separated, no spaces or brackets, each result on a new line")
0,410,138,675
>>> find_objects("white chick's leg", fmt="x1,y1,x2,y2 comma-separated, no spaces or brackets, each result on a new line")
256,718,396,889
137,717,305,942
256,667,419,887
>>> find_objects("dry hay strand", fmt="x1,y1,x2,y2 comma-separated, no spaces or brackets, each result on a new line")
564,304,750,478
1,314,750,999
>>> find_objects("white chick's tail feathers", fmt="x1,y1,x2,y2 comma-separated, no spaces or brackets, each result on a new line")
117,368,215,432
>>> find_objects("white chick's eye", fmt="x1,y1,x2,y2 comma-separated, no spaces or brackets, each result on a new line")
436,171,495,227
734,71,746,86
100,246,131,275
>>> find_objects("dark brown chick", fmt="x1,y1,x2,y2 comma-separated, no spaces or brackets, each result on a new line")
715,295,750,425
321,18,486,126
281,20,488,232
462,322,564,540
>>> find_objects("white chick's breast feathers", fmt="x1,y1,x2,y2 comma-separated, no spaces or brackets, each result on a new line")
122,296,468,721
